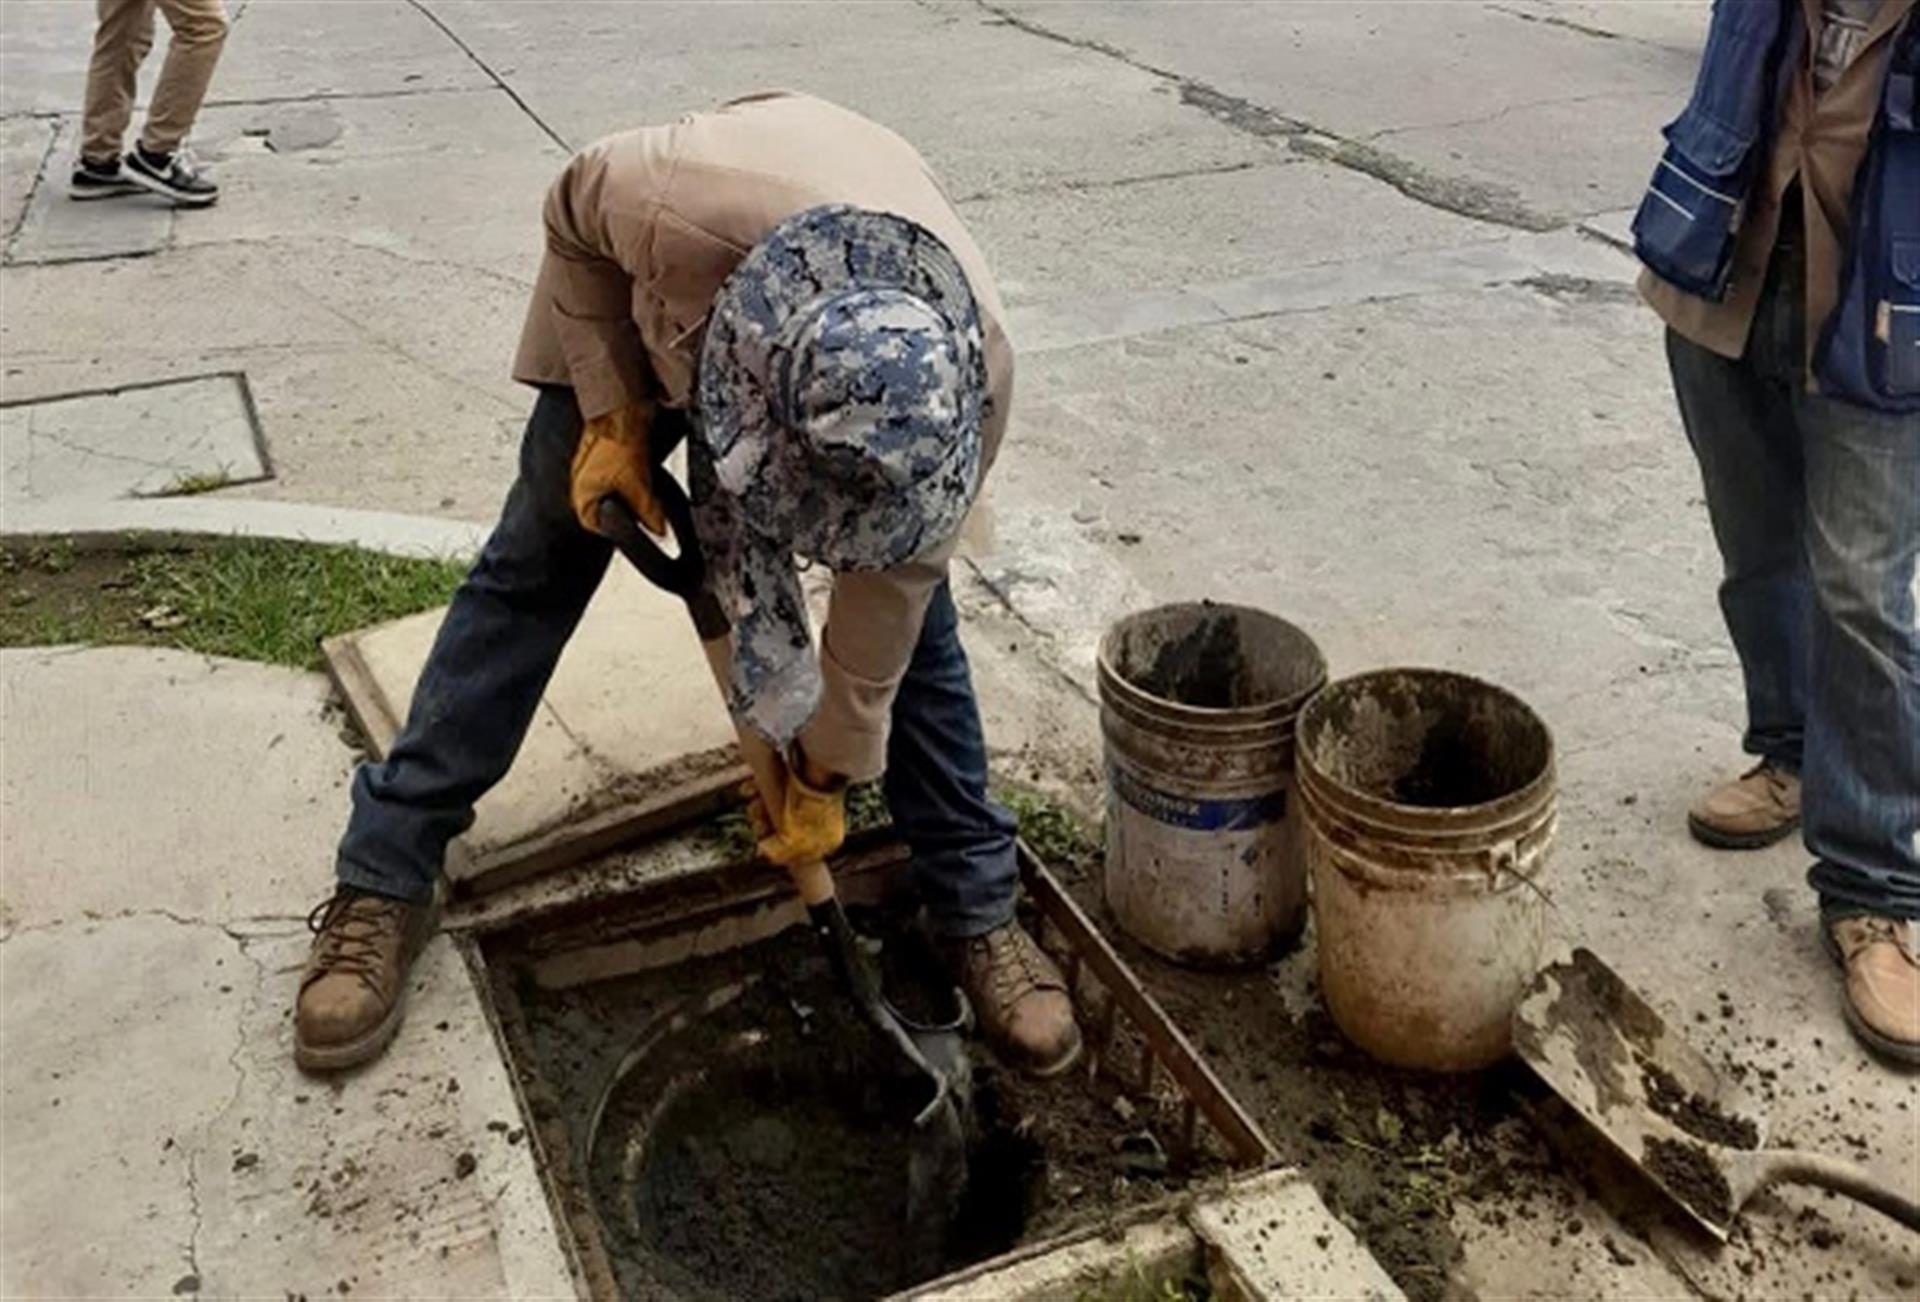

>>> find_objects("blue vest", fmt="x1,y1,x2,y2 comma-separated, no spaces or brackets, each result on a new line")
1633,0,1918,413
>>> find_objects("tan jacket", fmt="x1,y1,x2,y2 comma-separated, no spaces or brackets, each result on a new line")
1642,0,1915,373
511,92,1012,781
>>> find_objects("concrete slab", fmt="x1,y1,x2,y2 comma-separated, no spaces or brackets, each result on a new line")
0,240,530,521
1580,206,1639,252
177,88,562,282
1007,226,1632,354
0,646,354,933
328,560,740,892
5,120,173,265
989,0,1702,220
0,0,490,118
0,496,488,560
0,645,574,1298
0,83,559,521
963,156,1494,307
0,373,266,509
912,1211,1198,1300
1490,1,1711,52
989,282,1692,688
425,0,1269,196
0,115,55,245
209,0,493,105
0,919,573,1298
0,0,92,117
1190,1169,1404,1299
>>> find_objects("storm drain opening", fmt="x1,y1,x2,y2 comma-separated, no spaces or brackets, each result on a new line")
464,836,1275,1300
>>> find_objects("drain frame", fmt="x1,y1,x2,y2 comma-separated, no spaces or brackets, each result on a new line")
461,832,1276,1299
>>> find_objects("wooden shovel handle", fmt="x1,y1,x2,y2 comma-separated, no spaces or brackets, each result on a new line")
1757,1150,1920,1231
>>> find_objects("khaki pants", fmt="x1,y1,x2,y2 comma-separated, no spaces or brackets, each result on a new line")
80,0,228,164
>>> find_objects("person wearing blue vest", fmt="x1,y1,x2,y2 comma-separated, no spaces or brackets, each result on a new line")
1634,0,1917,1063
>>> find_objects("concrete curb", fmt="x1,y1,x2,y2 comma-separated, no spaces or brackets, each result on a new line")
1,496,488,560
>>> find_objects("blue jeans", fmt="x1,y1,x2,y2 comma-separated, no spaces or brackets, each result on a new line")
1667,240,1920,919
336,387,1019,937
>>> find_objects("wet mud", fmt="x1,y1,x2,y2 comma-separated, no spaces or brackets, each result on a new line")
1298,670,1552,812
1106,602,1325,712
1389,721,1512,808
1042,850,1563,1301
1641,1060,1759,1151
1644,1136,1734,1227
1137,610,1250,708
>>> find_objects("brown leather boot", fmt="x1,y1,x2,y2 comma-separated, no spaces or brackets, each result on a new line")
939,922,1082,1078
1687,762,1801,849
295,889,436,1072
1825,914,1920,1066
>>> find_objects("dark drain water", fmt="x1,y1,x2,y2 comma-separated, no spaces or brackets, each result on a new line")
601,1011,950,1301
481,876,1230,1300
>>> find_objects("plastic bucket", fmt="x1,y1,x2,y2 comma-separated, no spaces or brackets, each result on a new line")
1097,603,1327,967
1297,669,1555,1071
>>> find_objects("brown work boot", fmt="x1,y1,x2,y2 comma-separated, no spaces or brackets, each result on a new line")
1687,761,1801,849
294,888,436,1072
1825,914,1920,1066
939,922,1083,1078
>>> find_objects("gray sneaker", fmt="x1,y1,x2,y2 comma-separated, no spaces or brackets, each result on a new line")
124,145,218,207
70,156,142,201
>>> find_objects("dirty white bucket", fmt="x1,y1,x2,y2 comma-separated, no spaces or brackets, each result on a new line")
1297,669,1555,1072
1097,603,1327,967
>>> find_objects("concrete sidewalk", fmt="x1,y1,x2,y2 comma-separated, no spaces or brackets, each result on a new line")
4,0,1916,1297
0,646,574,1298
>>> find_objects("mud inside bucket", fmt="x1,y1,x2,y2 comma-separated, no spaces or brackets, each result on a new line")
1104,602,1325,711
1299,670,1552,810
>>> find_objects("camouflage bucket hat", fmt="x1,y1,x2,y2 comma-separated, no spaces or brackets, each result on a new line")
693,205,988,744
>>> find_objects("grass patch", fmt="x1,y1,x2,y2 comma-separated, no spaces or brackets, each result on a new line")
1,535,467,670
997,782,1103,872
148,467,239,497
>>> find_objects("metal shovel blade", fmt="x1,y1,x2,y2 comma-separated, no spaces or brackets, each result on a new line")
1517,949,1920,1240
1512,948,1765,1239
808,899,972,1129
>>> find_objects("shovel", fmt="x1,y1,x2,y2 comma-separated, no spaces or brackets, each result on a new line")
1513,948,1920,1239
592,454,971,1143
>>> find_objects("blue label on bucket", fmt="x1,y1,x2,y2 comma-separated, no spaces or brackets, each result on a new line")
1108,765,1286,832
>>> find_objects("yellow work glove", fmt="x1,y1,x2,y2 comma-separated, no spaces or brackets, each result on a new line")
570,400,666,537
747,765,848,871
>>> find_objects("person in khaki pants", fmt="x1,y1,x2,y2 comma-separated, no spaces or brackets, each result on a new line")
71,0,227,206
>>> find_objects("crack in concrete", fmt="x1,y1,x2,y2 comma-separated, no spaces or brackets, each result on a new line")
25,423,184,472
952,159,1271,205
0,905,305,945
0,85,506,125
183,1146,206,1287
404,0,571,153
277,269,521,411
3,117,62,258
1518,273,1643,306
172,231,535,297
3,244,167,269
974,0,1560,232
958,555,1097,708
1364,88,1668,143
1484,3,1622,44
